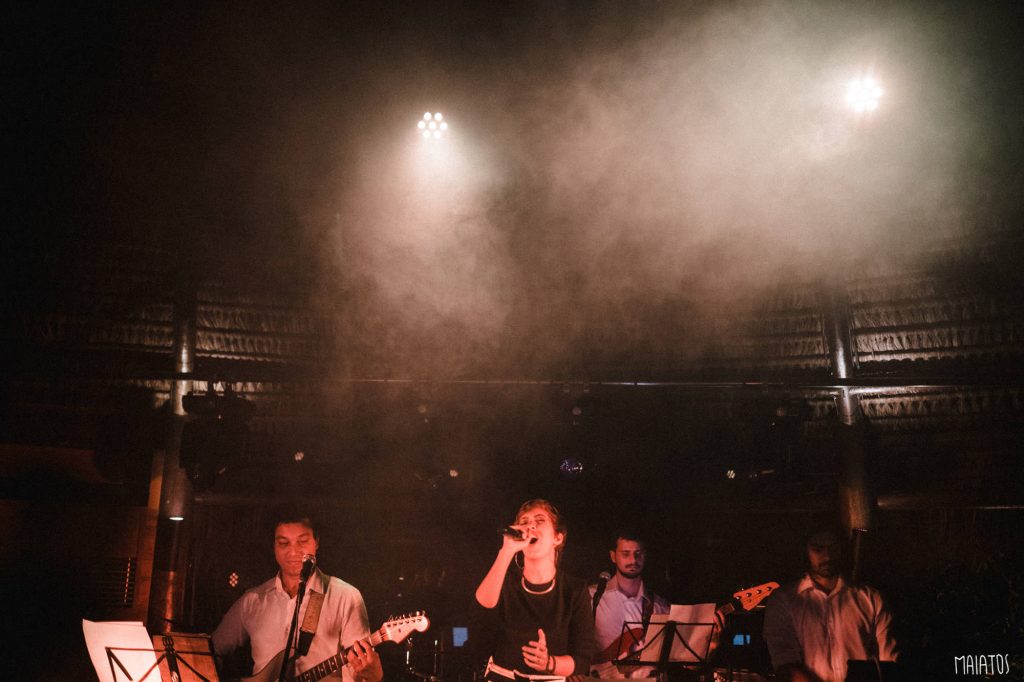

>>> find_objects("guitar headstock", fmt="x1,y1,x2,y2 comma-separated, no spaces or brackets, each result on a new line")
379,612,430,645
731,582,780,611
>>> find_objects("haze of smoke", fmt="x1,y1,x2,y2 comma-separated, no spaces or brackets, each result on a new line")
328,1,979,375
498,1,966,297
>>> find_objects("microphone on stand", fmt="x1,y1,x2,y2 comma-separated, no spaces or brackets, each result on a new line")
300,554,316,583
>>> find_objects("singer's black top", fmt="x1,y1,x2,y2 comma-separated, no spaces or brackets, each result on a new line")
492,565,596,675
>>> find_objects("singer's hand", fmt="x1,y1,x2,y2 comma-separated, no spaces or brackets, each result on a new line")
522,628,551,672
348,639,383,682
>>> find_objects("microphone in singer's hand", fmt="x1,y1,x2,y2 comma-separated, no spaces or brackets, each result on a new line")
498,527,537,544
300,554,316,582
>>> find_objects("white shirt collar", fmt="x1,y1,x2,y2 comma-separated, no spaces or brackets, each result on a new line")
797,572,846,597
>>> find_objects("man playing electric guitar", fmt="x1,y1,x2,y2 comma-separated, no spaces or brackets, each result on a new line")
212,508,383,682
588,531,670,679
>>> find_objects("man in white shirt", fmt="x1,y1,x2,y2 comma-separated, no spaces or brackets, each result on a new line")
763,527,898,682
213,510,383,682
589,532,670,679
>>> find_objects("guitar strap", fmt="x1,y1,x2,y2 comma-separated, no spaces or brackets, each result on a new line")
640,584,655,631
297,586,326,657
591,581,608,615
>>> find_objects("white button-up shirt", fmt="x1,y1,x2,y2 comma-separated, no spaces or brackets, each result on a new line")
213,569,370,681
763,574,898,682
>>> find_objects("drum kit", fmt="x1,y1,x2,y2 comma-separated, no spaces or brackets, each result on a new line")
400,634,447,682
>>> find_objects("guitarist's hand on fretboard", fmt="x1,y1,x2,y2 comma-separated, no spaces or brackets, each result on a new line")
347,639,382,682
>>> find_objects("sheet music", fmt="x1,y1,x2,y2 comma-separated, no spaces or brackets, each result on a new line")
83,619,159,682
638,603,716,663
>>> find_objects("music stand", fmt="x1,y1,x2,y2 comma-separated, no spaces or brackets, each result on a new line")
631,604,718,676
84,620,218,682
613,620,646,660
151,633,219,682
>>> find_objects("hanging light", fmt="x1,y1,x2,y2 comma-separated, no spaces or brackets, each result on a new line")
845,77,883,113
417,112,449,139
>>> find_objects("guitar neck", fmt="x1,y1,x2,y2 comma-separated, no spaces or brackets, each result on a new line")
292,631,384,682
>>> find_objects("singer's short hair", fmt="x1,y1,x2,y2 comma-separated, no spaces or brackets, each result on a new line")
515,498,567,564
270,505,320,540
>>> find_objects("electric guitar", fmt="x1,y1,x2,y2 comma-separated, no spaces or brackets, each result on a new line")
592,582,779,666
243,612,430,682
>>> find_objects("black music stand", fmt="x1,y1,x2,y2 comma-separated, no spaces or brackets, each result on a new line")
625,613,717,680
102,635,218,682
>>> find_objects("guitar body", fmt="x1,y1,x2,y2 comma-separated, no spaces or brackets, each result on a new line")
593,627,647,664
244,649,297,682
243,649,346,682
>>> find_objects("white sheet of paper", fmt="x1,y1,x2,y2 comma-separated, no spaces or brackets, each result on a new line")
83,619,160,682
638,603,716,663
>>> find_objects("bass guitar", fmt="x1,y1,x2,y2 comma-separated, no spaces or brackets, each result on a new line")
243,612,430,682
593,582,778,666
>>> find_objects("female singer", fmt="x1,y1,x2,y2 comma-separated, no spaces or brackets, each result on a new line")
475,499,596,680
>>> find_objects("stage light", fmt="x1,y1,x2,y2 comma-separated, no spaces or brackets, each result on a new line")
559,457,584,478
846,77,883,113
417,112,448,140
169,515,185,522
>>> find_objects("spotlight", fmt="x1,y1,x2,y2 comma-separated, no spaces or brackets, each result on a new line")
845,77,883,113
417,112,449,139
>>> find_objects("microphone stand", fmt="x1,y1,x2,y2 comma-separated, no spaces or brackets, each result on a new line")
279,571,311,682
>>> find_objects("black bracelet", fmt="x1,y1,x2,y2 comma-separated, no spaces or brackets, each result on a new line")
546,656,555,674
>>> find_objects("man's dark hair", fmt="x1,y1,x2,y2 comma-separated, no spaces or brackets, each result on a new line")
270,505,319,540
610,528,646,551
803,523,846,548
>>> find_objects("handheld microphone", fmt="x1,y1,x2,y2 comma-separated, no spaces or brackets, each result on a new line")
597,570,612,584
498,527,537,543
299,554,316,582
